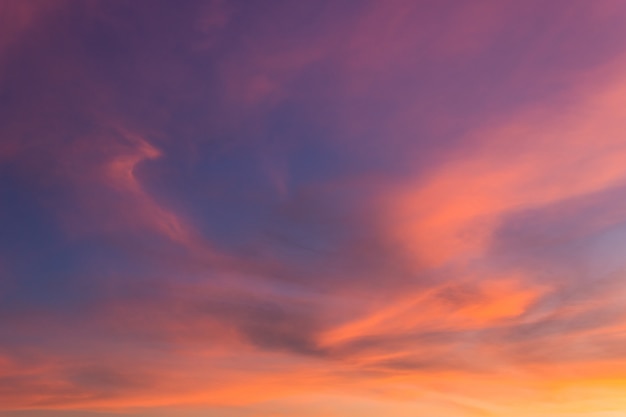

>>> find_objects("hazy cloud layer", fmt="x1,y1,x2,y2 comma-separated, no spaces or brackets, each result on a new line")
2,1,626,416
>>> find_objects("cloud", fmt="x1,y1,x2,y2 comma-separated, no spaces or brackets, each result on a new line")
3,1,626,416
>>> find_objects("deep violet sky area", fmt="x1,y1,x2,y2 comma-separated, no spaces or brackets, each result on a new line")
3,1,626,416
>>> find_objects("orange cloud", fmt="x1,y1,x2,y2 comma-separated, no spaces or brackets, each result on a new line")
3,1,626,417
388,64,626,267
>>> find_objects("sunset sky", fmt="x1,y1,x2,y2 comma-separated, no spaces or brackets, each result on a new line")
3,1,626,416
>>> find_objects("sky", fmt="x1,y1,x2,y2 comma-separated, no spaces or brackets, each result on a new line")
2,0,626,416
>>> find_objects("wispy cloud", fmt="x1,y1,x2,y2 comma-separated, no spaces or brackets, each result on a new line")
2,1,626,416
